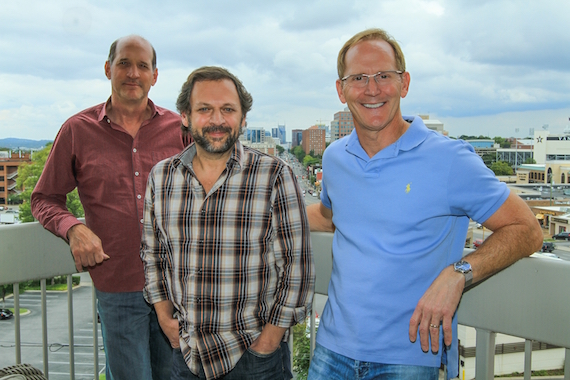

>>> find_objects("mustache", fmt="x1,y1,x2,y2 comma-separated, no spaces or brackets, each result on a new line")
202,125,233,134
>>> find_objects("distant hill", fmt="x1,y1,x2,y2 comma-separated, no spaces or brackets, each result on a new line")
0,138,52,150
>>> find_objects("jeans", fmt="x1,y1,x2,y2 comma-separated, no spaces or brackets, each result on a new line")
96,289,173,380
172,342,292,380
308,344,439,380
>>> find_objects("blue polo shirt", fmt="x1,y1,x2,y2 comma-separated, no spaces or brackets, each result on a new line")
317,116,509,377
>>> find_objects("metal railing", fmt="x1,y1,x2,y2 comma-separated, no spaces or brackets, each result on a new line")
2,224,570,379
310,231,570,380
0,221,99,380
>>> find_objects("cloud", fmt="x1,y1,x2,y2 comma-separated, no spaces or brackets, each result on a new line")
0,0,569,141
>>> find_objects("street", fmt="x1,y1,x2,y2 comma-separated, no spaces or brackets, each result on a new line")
0,276,105,379
471,222,570,262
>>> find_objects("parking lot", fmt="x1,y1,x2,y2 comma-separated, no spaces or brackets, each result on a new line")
0,277,105,379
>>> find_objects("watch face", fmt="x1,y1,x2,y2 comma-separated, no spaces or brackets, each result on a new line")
455,260,471,273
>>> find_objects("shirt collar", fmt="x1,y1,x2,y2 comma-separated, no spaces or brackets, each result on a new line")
98,97,160,123
345,115,429,160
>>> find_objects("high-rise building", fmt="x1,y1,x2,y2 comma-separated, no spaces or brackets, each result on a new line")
292,129,303,148
278,124,286,145
302,126,326,156
332,107,354,141
0,150,32,206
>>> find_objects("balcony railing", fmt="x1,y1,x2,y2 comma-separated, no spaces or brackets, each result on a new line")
1,224,570,380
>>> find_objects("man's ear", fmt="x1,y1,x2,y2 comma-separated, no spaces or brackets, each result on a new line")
104,61,111,80
336,79,347,104
181,112,190,127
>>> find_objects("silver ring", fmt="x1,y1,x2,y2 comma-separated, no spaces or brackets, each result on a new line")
429,324,439,329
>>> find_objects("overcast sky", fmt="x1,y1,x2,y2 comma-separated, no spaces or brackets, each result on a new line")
1,0,569,141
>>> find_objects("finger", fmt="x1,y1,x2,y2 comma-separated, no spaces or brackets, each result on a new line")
419,317,431,352
430,322,440,353
442,316,453,347
408,309,421,343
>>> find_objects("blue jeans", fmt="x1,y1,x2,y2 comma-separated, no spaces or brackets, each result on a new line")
96,289,173,380
308,344,439,380
172,342,292,380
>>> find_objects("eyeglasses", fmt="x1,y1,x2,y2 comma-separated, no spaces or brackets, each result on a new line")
341,71,403,88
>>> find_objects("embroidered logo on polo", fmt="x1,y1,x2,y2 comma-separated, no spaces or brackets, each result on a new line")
406,183,411,193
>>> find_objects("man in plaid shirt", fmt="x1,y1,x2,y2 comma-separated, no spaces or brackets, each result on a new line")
141,66,315,380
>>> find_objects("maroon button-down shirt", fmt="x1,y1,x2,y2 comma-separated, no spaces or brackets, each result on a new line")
31,99,191,292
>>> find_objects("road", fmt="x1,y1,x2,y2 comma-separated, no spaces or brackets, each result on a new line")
471,222,570,262
0,274,105,379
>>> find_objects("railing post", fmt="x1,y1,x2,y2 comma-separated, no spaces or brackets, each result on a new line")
67,275,75,380
14,283,21,364
92,286,99,379
41,279,49,379
475,328,495,380
524,339,532,380
564,348,570,380
310,308,316,360
289,328,294,372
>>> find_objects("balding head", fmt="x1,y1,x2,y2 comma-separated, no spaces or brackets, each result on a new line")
107,35,157,70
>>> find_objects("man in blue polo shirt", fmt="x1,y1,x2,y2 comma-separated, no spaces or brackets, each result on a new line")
306,28,542,380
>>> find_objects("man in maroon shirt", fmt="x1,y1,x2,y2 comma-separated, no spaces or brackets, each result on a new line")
31,35,190,380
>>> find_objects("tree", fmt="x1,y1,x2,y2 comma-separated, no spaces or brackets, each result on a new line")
292,145,306,162
490,161,513,176
523,157,536,164
276,145,284,154
481,153,496,168
16,143,84,223
494,137,511,148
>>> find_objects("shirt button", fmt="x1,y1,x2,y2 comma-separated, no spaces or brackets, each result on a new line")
133,148,137,153
106,118,110,124
135,172,140,176
137,194,142,199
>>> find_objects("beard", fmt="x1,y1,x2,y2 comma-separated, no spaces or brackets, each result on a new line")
190,124,242,154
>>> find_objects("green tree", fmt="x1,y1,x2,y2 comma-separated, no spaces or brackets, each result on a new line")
292,145,306,162
494,137,511,148
481,153,496,168
16,143,84,222
490,161,513,176
276,145,284,154
303,155,321,167
523,157,536,164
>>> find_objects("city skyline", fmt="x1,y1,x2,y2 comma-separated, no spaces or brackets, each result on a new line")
1,0,569,141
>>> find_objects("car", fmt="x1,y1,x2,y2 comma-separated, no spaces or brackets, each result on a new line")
541,242,555,253
4,208,18,214
0,308,14,320
552,231,570,240
473,239,483,249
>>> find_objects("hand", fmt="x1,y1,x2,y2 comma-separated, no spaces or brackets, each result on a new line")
67,224,110,272
154,301,180,348
158,315,180,349
409,266,465,353
249,323,287,354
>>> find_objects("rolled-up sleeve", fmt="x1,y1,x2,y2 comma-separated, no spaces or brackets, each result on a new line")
268,165,315,328
140,167,171,305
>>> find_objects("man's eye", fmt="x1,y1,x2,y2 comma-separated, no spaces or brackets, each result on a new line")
353,75,364,81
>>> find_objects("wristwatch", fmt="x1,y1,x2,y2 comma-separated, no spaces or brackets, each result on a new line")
453,260,473,287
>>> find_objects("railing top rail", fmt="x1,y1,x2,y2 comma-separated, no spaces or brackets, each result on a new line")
0,221,77,285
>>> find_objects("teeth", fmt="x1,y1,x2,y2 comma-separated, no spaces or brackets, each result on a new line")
363,103,384,109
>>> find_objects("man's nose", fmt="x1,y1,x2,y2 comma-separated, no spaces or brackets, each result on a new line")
210,109,224,124
127,66,140,78
364,76,381,95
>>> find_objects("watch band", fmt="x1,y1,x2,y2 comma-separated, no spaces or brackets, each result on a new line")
454,260,473,287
